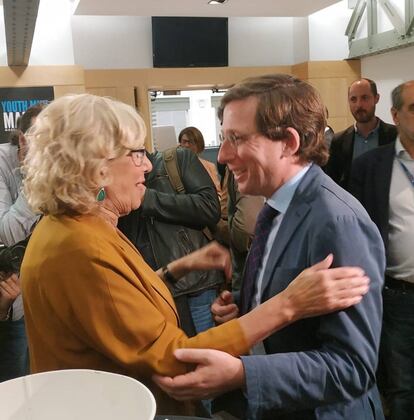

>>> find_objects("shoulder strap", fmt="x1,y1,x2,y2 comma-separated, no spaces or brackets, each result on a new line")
162,147,215,241
162,147,185,194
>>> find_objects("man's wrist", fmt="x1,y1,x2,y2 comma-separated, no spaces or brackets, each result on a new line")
0,305,12,321
161,265,179,284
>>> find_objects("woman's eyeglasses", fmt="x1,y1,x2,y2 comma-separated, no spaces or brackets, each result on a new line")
180,138,196,146
127,148,146,167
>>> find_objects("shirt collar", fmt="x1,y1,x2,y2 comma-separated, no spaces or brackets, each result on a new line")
267,164,311,214
354,117,380,137
395,136,414,161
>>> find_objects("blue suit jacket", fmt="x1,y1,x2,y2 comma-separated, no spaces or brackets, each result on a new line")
241,165,385,420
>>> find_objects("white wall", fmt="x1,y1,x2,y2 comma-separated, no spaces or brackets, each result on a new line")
292,17,309,63
308,0,352,60
0,1,357,68
0,6,7,66
0,0,75,66
361,46,414,124
71,16,153,69
229,17,294,66
30,0,75,65
72,16,297,69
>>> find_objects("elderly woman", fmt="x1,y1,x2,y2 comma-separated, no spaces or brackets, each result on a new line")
21,94,368,416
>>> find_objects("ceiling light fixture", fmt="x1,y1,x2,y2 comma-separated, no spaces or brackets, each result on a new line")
208,0,228,5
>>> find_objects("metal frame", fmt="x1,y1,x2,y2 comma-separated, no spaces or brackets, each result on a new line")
3,0,40,66
406,0,414,34
347,0,414,58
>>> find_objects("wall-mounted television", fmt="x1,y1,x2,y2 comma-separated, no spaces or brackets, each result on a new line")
152,17,228,68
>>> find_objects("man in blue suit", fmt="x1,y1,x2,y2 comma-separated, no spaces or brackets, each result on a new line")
154,74,385,419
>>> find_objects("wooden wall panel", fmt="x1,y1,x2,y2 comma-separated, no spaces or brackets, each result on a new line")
54,85,85,98
309,78,349,118
0,66,85,87
327,117,350,133
292,60,361,131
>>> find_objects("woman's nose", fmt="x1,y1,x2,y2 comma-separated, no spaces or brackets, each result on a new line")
143,154,152,173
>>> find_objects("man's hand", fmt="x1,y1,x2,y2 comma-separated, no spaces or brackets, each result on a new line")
153,348,245,400
0,273,21,320
168,241,232,281
211,290,239,324
188,241,232,280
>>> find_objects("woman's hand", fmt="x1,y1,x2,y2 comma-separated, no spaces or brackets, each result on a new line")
281,254,370,322
165,241,232,281
0,273,21,320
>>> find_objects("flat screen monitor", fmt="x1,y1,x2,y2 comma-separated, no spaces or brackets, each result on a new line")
152,17,228,68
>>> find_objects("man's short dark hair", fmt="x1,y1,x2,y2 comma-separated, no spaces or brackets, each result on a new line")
218,73,328,166
391,82,406,111
18,103,46,134
349,78,378,97
9,129,20,146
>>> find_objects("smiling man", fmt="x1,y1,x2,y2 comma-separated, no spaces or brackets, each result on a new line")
325,78,397,188
153,74,386,420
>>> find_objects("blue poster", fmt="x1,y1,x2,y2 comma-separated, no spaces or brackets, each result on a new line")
0,86,54,143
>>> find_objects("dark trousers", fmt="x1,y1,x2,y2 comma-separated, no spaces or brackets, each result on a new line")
0,317,28,382
378,285,414,420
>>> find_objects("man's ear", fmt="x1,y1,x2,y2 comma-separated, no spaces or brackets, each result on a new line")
391,107,399,126
283,127,301,157
18,132,27,150
375,94,380,105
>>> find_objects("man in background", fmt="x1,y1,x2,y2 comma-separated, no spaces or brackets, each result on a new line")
326,78,397,188
0,103,44,381
349,80,414,420
0,104,44,246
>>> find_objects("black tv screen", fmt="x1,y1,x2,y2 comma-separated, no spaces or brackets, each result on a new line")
152,17,228,68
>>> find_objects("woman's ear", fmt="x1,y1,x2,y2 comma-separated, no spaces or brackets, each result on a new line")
282,127,301,157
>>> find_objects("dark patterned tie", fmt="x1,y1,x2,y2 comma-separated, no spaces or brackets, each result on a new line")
239,203,279,315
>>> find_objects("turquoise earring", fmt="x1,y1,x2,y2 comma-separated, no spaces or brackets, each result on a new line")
96,187,106,202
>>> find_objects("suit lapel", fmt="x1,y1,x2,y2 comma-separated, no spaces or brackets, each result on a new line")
378,120,397,146
342,126,355,159
370,143,395,244
372,143,394,199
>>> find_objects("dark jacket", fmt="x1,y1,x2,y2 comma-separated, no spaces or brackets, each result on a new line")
348,141,396,251
325,119,397,189
118,147,223,297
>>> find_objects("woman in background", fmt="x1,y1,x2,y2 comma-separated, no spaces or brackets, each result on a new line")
21,94,369,416
178,126,221,196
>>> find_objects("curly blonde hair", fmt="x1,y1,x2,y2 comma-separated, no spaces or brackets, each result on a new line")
23,93,147,216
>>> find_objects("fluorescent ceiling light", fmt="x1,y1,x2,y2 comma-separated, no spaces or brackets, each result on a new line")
208,0,228,5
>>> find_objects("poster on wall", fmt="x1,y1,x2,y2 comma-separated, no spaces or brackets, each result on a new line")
0,86,54,143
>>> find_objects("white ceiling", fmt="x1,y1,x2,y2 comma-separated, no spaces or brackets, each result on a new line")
74,0,342,18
